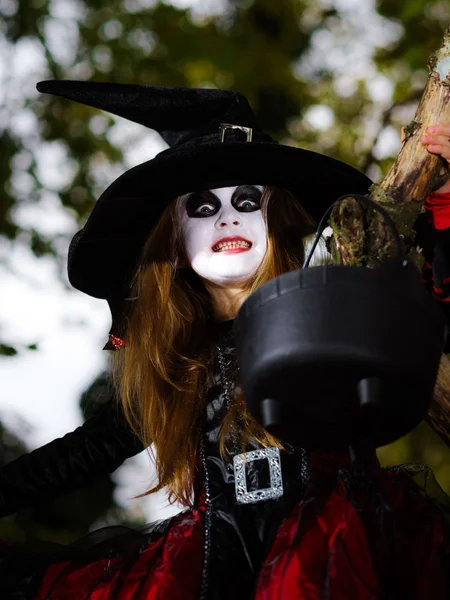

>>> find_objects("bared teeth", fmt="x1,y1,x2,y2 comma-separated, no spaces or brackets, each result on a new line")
213,240,251,252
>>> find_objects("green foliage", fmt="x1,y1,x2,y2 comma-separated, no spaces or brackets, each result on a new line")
0,344,18,357
1,0,447,248
0,131,21,240
378,421,450,495
0,341,40,356
0,0,328,248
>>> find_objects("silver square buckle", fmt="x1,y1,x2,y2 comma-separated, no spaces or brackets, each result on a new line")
233,447,283,505
219,123,253,143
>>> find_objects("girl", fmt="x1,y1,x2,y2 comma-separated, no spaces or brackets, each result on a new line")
2,81,450,600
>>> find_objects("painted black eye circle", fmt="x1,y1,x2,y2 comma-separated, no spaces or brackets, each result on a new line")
232,186,262,212
195,202,217,215
234,197,260,212
186,191,220,218
238,198,258,209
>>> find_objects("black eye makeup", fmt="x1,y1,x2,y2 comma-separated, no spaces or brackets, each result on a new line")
231,185,262,212
185,186,263,218
185,191,220,218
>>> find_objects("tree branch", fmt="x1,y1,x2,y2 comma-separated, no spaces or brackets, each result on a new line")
330,26,450,447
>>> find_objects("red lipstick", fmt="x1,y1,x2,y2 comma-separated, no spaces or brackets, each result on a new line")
212,236,252,253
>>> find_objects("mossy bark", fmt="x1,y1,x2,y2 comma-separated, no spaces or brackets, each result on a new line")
330,27,450,446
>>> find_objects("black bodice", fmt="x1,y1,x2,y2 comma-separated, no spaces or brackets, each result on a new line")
200,320,310,599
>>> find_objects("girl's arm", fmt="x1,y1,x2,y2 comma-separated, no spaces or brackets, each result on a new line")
421,124,450,195
0,401,143,517
417,125,450,350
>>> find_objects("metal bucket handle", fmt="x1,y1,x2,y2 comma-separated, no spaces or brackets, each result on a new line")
304,193,406,269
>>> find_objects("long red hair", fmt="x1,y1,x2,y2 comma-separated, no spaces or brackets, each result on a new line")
111,186,315,506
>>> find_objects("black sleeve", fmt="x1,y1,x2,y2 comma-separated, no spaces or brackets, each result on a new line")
0,402,144,517
416,214,450,351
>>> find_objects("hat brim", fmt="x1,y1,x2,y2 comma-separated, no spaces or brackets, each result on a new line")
68,141,372,299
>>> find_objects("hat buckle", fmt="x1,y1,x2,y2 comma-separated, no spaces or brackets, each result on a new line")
219,123,253,143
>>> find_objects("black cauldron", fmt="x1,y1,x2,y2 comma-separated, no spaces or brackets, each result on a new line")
233,195,447,451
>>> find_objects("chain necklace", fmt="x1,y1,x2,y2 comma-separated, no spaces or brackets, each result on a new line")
298,446,311,496
198,435,212,600
216,339,240,455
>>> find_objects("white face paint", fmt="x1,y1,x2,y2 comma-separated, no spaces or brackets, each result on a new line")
178,185,267,286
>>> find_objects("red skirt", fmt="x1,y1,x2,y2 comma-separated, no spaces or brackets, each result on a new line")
28,466,450,600
35,509,205,599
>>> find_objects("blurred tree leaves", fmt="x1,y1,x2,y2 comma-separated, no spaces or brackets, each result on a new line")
0,342,38,356
0,0,333,248
0,344,18,357
1,0,447,251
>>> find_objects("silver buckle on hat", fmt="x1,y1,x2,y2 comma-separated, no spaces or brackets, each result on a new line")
233,447,283,505
219,123,253,143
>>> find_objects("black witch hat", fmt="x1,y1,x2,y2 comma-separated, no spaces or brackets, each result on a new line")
37,80,372,340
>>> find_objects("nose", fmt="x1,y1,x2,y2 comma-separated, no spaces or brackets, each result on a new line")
214,206,242,229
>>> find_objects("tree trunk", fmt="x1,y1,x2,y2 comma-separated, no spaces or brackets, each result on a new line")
428,354,450,442
329,27,450,446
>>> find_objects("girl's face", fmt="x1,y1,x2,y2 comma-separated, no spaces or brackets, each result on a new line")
178,185,267,286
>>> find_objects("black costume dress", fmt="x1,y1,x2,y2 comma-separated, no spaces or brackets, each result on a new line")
1,320,450,600
2,194,450,599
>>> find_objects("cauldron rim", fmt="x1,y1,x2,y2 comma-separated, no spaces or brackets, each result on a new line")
235,261,443,327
